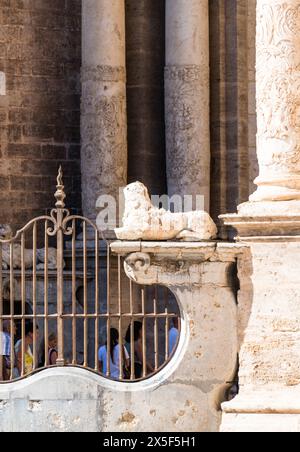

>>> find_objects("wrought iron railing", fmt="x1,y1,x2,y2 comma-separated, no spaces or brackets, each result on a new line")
0,168,180,383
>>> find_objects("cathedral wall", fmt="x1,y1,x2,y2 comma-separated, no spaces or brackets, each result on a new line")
0,0,82,232
126,0,167,196
210,0,257,232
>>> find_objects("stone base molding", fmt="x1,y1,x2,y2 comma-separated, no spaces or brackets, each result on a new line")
219,236,300,432
222,387,300,432
221,203,300,240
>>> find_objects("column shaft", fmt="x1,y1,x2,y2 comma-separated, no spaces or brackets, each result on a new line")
126,0,167,196
251,0,300,202
165,0,210,210
81,0,127,220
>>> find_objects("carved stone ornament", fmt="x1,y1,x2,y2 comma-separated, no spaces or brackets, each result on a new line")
81,64,127,219
0,224,61,270
114,182,218,241
165,64,210,205
251,0,300,202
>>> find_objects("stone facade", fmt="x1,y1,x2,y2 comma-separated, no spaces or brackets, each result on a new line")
3,0,300,435
0,1,258,233
0,0,81,232
209,0,257,233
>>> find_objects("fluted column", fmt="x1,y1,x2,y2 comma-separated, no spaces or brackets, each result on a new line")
81,0,127,220
250,0,300,203
165,0,210,211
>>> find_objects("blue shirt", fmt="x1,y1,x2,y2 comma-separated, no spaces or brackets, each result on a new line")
1,332,11,356
168,327,179,356
98,344,129,379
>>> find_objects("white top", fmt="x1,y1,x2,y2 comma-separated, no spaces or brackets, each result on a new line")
98,344,129,379
168,327,179,356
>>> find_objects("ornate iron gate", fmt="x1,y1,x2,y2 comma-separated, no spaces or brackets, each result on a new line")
0,168,180,384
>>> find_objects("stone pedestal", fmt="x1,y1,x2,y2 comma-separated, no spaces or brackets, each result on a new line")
220,231,300,432
81,0,127,221
219,0,300,432
110,241,241,432
165,0,210,210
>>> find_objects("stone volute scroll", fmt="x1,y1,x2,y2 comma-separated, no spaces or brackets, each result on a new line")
113,182,218,241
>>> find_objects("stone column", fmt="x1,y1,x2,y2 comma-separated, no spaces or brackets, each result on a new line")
165,0,210,211
249,0,300,206
81,0,127,221
220,1,300,433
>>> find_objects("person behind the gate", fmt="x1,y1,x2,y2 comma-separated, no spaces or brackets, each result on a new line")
0,320,18,380
168,317,179,356
98,328,129,380
125,321,154,378
39,333,58,367
15,321,39,376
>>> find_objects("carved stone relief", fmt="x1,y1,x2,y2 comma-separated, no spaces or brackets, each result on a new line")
251,0,300,201
165,64,210,208
81,65,127,219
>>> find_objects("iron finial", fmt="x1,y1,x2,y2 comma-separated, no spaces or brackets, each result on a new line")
54,165,66,209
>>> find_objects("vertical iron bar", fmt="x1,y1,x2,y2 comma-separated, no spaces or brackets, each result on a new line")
44,221,49,367
130,280,135,381
94,230,99,371
56,210,65,366
21,233,26,376
118,255,123,380
83,222,88,368
9,243,14,380
164,288,169,360
142,287,146,378
154,286,159,371
0,244,3,380
72,219,77,365
54,166,66,366
106,243,111,377
32,222,37,370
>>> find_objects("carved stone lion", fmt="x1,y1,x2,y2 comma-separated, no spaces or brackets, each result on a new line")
0,224,62,270
115,182,218,241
